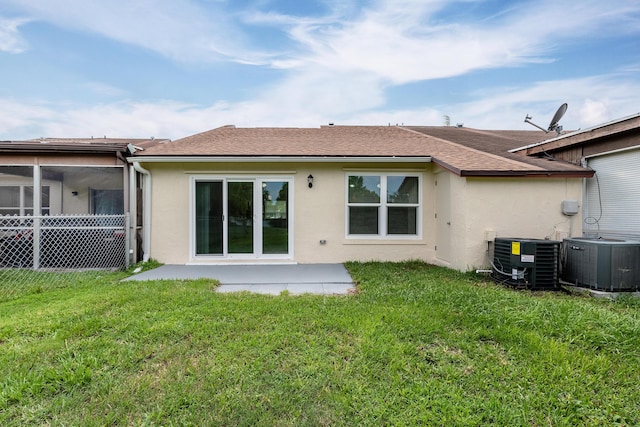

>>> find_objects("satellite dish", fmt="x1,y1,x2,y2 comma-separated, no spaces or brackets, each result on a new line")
547,103,567,133
524,103,568,135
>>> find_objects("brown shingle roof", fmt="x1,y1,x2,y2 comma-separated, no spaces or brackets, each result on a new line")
135,125,592,177
404,126,591,176
137,125,432,157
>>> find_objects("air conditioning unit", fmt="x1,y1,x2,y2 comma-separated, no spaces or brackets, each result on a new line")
492,238,560,290
561,238,640,292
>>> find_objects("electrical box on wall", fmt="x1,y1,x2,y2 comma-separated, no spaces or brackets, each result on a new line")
561,200,579,216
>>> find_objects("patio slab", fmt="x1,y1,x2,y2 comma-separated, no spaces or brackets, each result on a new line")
125,263,355,295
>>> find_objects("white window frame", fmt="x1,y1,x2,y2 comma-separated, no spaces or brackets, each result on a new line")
189,175,294,261
345,172,422,239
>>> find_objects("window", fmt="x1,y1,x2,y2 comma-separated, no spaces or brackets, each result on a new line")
0,185,50,216
347,174,420,237
90,189,124,214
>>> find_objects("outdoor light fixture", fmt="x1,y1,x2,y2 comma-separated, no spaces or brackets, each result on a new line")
308,174,314,188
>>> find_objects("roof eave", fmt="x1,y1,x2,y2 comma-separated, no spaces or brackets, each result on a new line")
432,158,593,178
0,144,127,154
459,170,594,178
128,155,432,163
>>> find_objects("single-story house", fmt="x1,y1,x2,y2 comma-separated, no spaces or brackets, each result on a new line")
0,137,164,266
511,113,640,241
129,125,593,271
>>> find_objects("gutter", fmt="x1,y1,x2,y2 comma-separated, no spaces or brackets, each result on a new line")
458,170,595,178
0,143,129,153
127,155,432,163
132,161,152,262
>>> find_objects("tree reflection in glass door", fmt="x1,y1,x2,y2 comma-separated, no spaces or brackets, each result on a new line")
195,181,223,255
227,181,253,254
262,181,288,254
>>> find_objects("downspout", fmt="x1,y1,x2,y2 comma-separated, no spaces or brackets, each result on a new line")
128,164,137,263
132,161,151,262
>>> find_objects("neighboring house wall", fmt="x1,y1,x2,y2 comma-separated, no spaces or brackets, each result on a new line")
519,117,640,241
583,147,640,240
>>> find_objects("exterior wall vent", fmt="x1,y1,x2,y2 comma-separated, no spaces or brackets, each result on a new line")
492,238,560,290
561,238,640,291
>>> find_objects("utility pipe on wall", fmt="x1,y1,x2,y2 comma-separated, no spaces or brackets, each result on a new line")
132,161,151,262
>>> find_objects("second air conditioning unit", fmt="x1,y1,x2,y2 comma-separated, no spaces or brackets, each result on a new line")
561,237,640,292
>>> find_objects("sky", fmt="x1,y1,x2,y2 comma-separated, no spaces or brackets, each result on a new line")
0,0,639,140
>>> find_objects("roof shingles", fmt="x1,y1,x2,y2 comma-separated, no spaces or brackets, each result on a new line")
136,125,592,177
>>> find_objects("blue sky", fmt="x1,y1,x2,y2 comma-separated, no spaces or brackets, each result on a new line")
0,0,639,140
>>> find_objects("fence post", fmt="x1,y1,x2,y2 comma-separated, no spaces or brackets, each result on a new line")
32,165,41,270
32,217,40,270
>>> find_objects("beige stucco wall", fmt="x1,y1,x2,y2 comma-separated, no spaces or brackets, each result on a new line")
436,170,584,271
143,161,434,265
295,163,435,263
143,161,584,271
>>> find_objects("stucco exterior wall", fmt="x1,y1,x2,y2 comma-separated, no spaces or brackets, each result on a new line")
296,163,435,263
146,163,192,264
144,161,434,265
143,161,584,271
444,174,583,271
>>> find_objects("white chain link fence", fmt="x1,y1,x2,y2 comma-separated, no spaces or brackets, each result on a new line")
0,214,130,301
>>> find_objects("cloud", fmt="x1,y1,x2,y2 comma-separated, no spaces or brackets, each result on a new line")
0,17,30,53
1,0,639,140
252,0,640,83
446,73,640,130
1,70,638,141
81,82,130,98
0,0,256,63
8,0,639,77
578,99,612,127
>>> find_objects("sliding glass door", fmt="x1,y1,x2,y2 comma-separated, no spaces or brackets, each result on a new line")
195,181,223,255
227,181,254,254
262,181,289,255
194,177,291,258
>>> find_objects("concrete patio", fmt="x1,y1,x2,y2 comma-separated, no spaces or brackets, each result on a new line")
125,263,355,295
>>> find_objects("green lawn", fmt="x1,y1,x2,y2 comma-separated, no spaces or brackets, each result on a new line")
1,261,639,426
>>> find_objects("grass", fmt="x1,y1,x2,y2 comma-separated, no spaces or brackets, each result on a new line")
1,261,639,426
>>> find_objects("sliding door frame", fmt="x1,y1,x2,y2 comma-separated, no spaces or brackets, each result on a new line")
189,175,294,262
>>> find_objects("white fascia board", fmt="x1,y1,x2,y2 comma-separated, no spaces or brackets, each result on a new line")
128,156,431,163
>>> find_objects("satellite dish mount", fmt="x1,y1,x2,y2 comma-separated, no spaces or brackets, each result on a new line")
524,103,568,135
